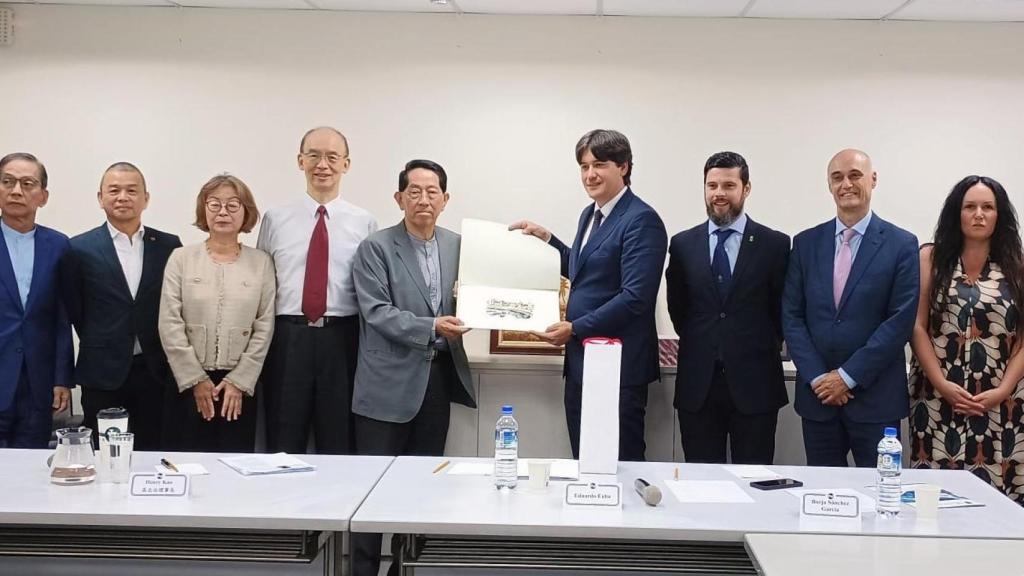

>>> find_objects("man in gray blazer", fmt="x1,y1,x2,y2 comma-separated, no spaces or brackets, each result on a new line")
351,159,476,576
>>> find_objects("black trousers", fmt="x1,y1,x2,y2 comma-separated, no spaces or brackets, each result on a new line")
564,376,649,462
261,315,359,455
351,353,456,576
803,414,900,468
678,364,779,464
172,370,257,453
81,355,169,451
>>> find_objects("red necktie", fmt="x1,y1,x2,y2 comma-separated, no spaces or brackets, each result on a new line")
302,205,329,323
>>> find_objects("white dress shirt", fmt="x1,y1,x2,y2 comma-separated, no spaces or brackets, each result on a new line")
257,193,378,317
582,186,628,248
107,221,144,354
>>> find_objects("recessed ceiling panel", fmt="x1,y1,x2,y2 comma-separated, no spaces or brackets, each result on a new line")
890,0,1024,21
173,0,312,8
746,0,907,19
603,0,750,18
456,0,597,16
311,0,455,12
33,0,176,5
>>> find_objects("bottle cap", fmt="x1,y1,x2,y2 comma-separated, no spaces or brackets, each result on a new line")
501,405,513,414
884,427,897,437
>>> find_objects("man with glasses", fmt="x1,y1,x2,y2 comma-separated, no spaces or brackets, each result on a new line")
257,126,377,454
350,159,476,576
62,162,181,449
0,153,74,448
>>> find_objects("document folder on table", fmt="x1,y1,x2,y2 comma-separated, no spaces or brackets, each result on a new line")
219,453,316,476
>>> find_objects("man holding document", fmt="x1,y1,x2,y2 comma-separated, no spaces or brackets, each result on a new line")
510,129,667,461
351,159,476,576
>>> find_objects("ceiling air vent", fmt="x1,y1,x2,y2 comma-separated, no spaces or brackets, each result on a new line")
0,8,12,47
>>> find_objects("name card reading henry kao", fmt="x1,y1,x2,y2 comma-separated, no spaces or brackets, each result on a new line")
130,473,190,497
564,482,622,509
800,492,861,519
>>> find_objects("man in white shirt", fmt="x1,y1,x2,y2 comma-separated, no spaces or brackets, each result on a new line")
63,162,182,450
257,127,378,454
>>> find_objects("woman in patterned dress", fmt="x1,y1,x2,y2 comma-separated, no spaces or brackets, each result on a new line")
909,175,1024,504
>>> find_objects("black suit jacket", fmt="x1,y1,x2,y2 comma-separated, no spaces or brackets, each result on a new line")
62,223,182,390
665,217,790,415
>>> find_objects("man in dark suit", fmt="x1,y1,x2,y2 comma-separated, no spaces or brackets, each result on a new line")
63,162,182,450
665,152,789,464
783,149,919,467
350,159,476,576
0,153,73,448
511,129,667,461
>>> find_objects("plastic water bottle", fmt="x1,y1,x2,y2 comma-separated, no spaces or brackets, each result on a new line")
876,426,902,517
494,405,519,490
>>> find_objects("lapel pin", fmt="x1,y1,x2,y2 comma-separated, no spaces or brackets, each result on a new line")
748,235,754,242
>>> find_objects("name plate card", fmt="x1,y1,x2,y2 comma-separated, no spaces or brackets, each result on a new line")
130,473,190,497
801,492,861,519
564,482,622,509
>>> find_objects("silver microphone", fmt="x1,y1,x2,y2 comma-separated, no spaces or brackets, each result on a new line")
634,478,663,506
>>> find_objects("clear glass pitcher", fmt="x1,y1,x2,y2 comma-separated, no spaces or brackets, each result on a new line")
50,427,96,485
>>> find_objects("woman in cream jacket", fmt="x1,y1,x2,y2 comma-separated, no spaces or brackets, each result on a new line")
159,174,275,452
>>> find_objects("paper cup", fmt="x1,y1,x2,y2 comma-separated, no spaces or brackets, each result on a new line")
527,460,551,490
915,484,940,519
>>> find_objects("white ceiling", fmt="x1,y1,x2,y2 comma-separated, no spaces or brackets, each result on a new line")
5,0,1024,22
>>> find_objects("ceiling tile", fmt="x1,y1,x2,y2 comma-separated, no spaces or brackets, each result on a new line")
746,0,907,19
456,0,596,15
173,0,311,7
312,0,455,11
32,0,176,5
603,0,750,18
889,0,1024,21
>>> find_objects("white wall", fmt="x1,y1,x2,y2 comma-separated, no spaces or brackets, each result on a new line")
2,6,1023,356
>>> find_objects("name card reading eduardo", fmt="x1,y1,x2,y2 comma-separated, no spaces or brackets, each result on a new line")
564,482,622,509
130,473,190,497
800,491,860,519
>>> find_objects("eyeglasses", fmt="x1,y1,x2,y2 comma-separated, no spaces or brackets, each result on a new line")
302,151,347,166
0,175,41,193
205,198,243,213
404,188,443,201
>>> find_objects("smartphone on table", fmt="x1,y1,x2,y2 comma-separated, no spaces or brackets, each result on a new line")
750,478,803,491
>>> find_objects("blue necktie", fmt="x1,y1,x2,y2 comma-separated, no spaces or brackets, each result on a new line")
585,208,604,246
712,228,737,299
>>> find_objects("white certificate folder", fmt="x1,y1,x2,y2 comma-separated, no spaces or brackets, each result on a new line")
456,218,561,332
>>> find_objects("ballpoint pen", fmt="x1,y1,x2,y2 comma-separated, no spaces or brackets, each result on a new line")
160,458,179,473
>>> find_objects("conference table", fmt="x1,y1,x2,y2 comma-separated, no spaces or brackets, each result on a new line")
350,456,1024,575
743,533,1024,576
0,449,393,576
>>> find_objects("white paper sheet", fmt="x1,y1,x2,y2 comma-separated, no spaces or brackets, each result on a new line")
789,488,876,513
155,463,209,476
457,218,561,331
666,480,755,504
447,459,579,480
218,453,316,476
447,462,494,475
722,465,781,479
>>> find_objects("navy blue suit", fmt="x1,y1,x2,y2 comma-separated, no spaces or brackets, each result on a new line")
62,223,181,449
666,217,790,464
549,188,667,461
0,224,73,448
782,214,918,466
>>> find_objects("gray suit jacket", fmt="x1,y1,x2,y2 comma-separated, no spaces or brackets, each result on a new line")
351,222,476,423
